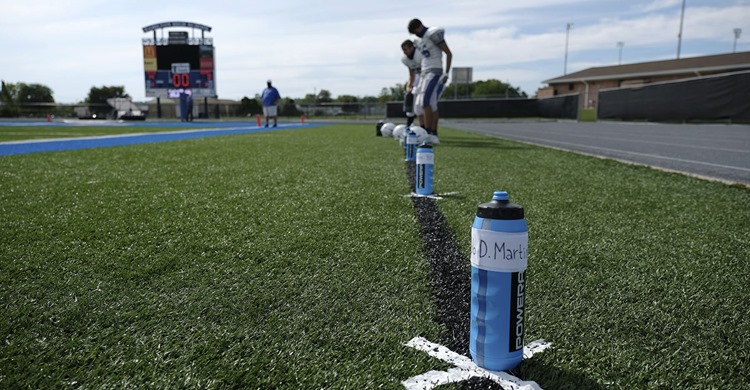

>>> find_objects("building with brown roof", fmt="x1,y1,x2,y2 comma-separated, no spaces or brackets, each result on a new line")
538,51,750,109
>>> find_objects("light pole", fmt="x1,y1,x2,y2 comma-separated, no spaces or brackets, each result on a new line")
677,0,686,59
617,41,624,65
564,22,573,75
734,28,742,53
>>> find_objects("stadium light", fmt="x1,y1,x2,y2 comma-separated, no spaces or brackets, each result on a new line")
734,28,742,53
677,0,686,59
564,22,573,75
617,42,625,65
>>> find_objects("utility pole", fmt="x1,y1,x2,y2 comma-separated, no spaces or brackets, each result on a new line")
617,42,624,65
564,22,573,74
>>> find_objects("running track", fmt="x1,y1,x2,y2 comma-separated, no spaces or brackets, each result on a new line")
444,119,750,186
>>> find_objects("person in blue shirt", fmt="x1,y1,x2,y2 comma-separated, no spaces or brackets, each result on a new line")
261,80,281,127
186,93,193,122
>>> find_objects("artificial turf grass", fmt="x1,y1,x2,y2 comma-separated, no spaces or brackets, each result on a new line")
3,123,749,388
430,128,750,388
0,125,447,388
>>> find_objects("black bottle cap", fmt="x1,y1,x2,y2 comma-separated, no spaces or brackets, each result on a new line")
476,191,524,220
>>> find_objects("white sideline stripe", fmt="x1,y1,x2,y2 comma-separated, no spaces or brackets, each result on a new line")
402,336,551,390
404,191,460,200
405,336,475,369
523,339,552,359
403,368,477,389
0,125,289,145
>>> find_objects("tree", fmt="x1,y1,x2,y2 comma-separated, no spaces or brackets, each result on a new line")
335,95,360,114
472,79,526,98
378,88,391,103
442,79,528,99
0,81,55,117
238,96,262,117
335,95,359,103
0,81,17,104
298,93,318,105
17,83,55,103
0,81,19,117
378,83,406,103
85,86,130,117
316,89,333,103
279,98,302,116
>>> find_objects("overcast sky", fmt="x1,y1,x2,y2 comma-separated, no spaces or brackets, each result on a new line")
1,0,748,103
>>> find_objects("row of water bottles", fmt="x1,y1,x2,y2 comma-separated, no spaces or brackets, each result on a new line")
377,120,529,372
377,121,434,196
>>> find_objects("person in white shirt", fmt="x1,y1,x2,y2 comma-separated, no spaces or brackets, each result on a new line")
401,39,423,127
408,18,452,144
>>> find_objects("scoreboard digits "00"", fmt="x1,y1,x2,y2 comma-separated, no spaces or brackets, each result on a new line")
172,73,190,88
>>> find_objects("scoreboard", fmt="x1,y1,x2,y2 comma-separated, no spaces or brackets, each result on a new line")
142,21,217,98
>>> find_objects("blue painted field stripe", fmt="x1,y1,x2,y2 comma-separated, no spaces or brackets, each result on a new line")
0,124,320,156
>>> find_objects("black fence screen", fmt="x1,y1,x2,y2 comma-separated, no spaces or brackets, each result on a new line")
386,94,579,120
538,94,579,119
598,71,750,122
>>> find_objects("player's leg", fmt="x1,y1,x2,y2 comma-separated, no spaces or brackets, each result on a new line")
422,72,441,141
404,91,415,126
415,76,427,130
432,80,446,137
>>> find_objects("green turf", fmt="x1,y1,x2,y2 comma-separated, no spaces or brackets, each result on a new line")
1,123,749,388
433,130,750,388
0,125,444,388
578,108,597,122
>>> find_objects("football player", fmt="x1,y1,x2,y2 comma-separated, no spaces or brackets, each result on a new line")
401,39,423,127
408,18,452,144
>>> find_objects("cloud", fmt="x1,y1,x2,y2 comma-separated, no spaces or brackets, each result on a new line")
1,0,746,102
642,0,684,13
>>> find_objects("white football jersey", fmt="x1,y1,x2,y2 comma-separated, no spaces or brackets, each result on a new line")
401,39,423,73
417,27,446,71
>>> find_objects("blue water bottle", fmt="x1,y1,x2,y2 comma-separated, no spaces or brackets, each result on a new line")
405,128,417,161
415,143,434,195
470,191,528,371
